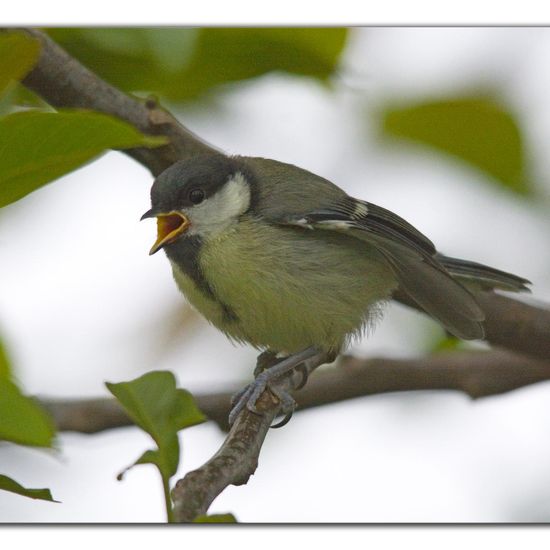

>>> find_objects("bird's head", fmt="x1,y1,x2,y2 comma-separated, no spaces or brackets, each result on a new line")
141,155,253,255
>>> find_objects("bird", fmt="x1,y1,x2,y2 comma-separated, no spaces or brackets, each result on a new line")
141,153,530,426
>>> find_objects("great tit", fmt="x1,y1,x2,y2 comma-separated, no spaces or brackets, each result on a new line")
141,153,530,425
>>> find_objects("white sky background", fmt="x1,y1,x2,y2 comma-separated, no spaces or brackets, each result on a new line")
1,27,550,522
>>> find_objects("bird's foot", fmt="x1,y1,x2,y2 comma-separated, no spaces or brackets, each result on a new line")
228,346,321,428
228,373,297,428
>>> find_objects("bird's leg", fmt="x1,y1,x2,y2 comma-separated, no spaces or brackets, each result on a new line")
232,350,298,428
228,346,324,427
229,351,279,409
269,349,338,427
253,350,279,378
254,350,308,389
232,349,301,407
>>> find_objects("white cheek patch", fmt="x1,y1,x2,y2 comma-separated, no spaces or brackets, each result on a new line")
184,172,251,236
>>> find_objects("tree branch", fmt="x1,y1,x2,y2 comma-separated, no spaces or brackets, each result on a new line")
17,28,218,176
475,291,550,361
393,289,550,362
43,349,550,431
42,349,550,521
170,351,329,522
172,347,550,521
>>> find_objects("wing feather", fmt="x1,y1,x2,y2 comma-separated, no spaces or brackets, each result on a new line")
280,197,486,340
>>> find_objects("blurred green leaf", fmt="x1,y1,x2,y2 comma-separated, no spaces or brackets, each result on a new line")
11,84,50,110
0,474,58,502
46,28,348,101
0,109,166,208
106,371,206,521
0,336,11,379
46,28,196,96
382,97,527,194
175,28,348,100
0,85,49,118
0,31,40,96
193,513,237,523
0,376,56,447
429,334,462,354
0,341,57,504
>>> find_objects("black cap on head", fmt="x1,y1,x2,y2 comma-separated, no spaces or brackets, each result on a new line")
149,154,245,214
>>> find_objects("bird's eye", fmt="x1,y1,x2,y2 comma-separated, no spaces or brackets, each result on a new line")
189,188,205,205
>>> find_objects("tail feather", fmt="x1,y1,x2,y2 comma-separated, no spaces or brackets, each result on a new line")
437,254,531,292
382,248,486,340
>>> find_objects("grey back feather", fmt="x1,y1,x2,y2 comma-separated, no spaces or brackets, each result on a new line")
241,156,347,217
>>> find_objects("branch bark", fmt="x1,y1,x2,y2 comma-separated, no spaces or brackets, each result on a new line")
393,289,550,362
475,292,550,361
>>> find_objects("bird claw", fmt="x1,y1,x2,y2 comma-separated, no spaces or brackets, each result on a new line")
228,373,269,426
270,412,293,429
293,363,310,390
228,374,297,428
269,386,297,429
227,346,322,428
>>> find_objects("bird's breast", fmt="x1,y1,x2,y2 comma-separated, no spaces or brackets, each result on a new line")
170,217,397,353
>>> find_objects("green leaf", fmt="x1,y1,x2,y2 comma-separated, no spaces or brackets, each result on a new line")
0,376,56,447
116,449,173,482
0,109,166,208
106,371,205,480
0,474,58,502
46,28,195,95
46,28,348,101
0,334,58,504
0,336,11,379
0,31,41,96
0,84,46,118
107,371,205,522
429,335,462,354
193,513,237,523
382,96,527,194
174,28,348,101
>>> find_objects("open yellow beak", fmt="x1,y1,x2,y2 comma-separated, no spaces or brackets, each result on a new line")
148,211,190,255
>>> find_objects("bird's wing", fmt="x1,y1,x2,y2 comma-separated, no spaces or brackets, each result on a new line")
277,197,486,340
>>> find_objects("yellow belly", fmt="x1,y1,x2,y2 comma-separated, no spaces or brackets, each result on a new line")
171,217,397,353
